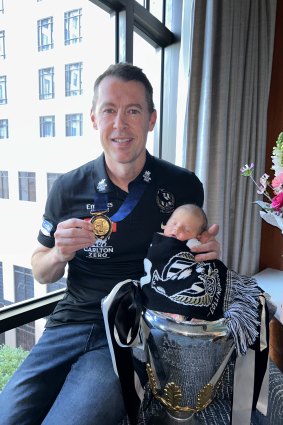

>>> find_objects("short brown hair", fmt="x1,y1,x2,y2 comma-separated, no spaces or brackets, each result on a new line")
92,62,155,114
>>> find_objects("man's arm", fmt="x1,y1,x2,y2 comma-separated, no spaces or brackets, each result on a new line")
31,244,69,284
31,218,96,284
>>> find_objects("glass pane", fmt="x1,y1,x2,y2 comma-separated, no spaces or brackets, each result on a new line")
1,0,115,353
150,0,164,22
133,30,162,155
0,318,48,388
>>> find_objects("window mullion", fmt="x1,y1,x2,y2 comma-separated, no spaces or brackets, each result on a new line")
118,1,134,62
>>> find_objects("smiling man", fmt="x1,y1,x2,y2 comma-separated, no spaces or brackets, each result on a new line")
0,63,220,425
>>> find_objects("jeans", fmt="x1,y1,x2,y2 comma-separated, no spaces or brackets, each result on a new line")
0,322,126,425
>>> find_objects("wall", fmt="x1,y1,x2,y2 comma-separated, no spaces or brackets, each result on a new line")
259,0,283,272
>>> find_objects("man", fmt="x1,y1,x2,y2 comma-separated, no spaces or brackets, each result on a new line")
0,63,219,425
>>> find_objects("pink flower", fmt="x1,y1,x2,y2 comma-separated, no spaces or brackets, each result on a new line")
271,192,283,211
271,172,283,194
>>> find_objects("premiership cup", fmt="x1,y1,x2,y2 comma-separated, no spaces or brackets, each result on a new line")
143,309,234,424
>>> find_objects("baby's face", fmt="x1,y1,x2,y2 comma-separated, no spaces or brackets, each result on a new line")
163,209,203,241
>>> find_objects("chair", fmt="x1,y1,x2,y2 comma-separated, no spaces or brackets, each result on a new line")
121,359,283,425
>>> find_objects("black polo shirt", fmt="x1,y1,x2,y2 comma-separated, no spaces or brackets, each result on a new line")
38,151,204,325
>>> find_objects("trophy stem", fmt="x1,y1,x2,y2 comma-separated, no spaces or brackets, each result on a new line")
166,409,201,424
147,409,202,425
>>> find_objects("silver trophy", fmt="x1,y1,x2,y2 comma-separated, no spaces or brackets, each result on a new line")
143,309,234,424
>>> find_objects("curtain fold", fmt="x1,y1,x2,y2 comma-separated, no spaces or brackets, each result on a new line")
177,0,277,275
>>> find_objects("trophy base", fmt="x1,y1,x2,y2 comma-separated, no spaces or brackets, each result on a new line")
148,409,202,425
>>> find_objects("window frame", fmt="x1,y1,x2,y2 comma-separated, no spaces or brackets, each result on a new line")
64,8,82,45
37,16,54,51
0,170,9,199
14,266,35,350
0,30,6,59
39,115,55,138
18,171,36,202
65,113,83,137
0,75,7,104
38,67,55,100
65,62,83,96
0,118,8,139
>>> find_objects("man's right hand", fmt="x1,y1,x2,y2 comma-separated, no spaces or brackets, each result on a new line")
54,218,96,262
31,218,96,284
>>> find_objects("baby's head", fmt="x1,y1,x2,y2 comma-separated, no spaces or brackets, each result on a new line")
163,204,207,241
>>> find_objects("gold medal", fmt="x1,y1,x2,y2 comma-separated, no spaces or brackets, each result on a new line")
90,213,112,239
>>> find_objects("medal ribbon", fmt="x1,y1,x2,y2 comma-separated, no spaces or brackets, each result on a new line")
94,181,147,223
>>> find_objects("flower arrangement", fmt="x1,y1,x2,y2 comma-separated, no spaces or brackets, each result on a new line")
240,132,283,233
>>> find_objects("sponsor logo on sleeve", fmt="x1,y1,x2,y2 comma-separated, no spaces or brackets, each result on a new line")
41,219,53,236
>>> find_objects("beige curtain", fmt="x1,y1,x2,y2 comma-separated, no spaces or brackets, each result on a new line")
177,0,277,275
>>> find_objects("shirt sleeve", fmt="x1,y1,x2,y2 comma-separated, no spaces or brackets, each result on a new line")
37,176,65,248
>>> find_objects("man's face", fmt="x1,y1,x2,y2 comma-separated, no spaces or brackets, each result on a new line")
91,76,156,168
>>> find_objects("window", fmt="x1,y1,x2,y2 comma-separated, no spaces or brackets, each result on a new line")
47,172,62,194
1,0,175,348
0,30,5,59
65,113,82,137
0,170,9,199
0,75,7,104
47,277,66,293
14,266,34,302
0,118,8,139
39,67,54,100
133,32,162,155
40,116,55,137
0,261,4,308
64,9,82,45
37,17,53,51
18,172,36,202
136,0,164,22
65,62,83,96
14,266,35,350
0,261,3,343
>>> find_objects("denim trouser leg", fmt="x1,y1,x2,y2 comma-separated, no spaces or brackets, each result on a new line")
0,322,126,425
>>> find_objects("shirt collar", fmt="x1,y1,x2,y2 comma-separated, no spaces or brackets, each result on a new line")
93,150,155,193
92,153,114,193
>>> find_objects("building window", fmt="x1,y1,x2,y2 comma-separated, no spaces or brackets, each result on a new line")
37,17,53,51
14,266,35,350
0,261,4,308
0,118,8,139
0,261,3,343
0,30,5,59
66,113,83,137
47,172,62,194
0,75,7,104
65,62,83,96
18,171,36,202
14,266,34,302
47,277,66,293
0,170,9,199
64,9,82,45
39,67,54,100
40,116,55,137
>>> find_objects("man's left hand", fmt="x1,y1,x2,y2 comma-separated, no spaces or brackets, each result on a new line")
191,224,220,262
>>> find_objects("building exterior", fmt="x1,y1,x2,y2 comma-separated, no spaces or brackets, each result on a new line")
0,0,119,349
